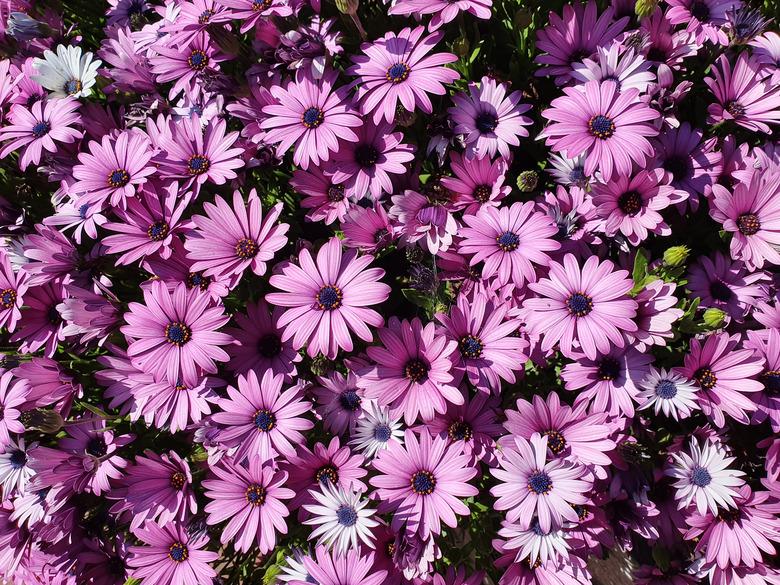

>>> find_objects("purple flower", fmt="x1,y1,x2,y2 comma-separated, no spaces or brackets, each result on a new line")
11,280,67,358
388,0,492,31
149,32,226,100
571,45,655,94
312,369,365,436
440,152,510,214
342,204,395,253
687,252,768,321
292,167,351,226
389,189,458,255
0,250,28,333
220,0,292,33
630,280,683,351
291,547,386,585
666,0,740,45
0,371,28,449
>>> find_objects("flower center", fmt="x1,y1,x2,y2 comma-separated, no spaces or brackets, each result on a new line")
336,504,358,526
316,285,343,310
385,62,411,84
9,449,26,469
147,221,170,241
662,156,690,182
718,507,742,523
690,1,710,20
326,185,345,202
170,471,186,490
475,112,498,134
0,288,16,309
725,101,745,118
447,420,473,441
355,144,379,168
762,370,780,394
188,50,209,71
198,9,214,23
410,470,436,495
31,121,50,138
694,367,717,389
252,0,273,11
654,379,678,399
404,359,428,383
573,504,590,521
736,213,761,235
374,423,392,442
48,305,60,325
617,191,642,216
315,464,339,485
187,154,211,175
472,185,492,203
374,228,389,244
301,107,325,129
253,408,276,431
186,271,210,291
527,470,553,494
64,79,82,95
690,466,712,487
107,169,130,188
165,322,191,346
709,279,733,302
543,430,567,454
495,231,520,252
235,237,259,260
587,114,615,139
245,483,267,506
459,335,483,359
565,292,593,317
79,204,90,219
339,389,361,412
257,333,282,358
569,167,586,185
597,357,621,381
86,437,107,457
168,542,189,563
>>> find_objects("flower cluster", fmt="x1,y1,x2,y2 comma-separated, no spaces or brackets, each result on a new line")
0,0,779,584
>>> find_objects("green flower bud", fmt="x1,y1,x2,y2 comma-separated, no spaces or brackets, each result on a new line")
517,170,539,193
310,354,334,377
703,308,726,329
663,245,689,267
513,7,532,30
335,0,358,15
634,0,659,18
453,35,470,58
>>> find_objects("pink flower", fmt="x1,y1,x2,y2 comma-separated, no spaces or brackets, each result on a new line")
440,152,511,214
0,371,28,449
388,0,492,31
0,250,29,333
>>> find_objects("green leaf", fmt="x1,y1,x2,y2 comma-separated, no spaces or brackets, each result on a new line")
632,248,649,285
652,545,671,572
402,288,436,314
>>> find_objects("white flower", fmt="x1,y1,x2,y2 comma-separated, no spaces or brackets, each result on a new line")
303,482,379,555
497,518,570,566
637,367,699,420
0,437,36,498
348,400,403,459
32,45,102,98
666,438,745,515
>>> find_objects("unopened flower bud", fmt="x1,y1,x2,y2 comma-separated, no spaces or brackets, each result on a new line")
310,354,334,377
634,0,659,18
453,35,470,58
517,170,539,192
335,0,358,15
513,7,532,30
703,308,726,329
663,245,689,267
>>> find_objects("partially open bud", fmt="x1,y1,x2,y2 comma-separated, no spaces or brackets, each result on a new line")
663,245,689,267
517,170,539,193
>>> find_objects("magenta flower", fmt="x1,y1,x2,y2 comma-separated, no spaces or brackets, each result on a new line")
0,97,81,170
687,252,767,321
70,130,156,209
11,280,67,358
266,237,391,359
440,152,510,214
459,201,560,287
292,167,351,226
540,79,659,181
20,224,81,287
666,0,740,45
342,203,395,253
679,332,764,427
523,254,638,360
537,185,602,260
358,316,460,425
630,280,683,351
389,189,458,255
132,376,221,433
203,455,294,553
388,0,491,31
185,189,289,279
571,45,655,94
220,0,292,33
149,32,226,100
449,76,532,160
705,52,780,133
491,433,590,532
371,429,478,538
436,291,528,393
212,368,313,463
347,26,458,124
711,170,780,270
0,250,28,333
127,521,218,585
0,371,28,449
121,280,232,386
291,547,387,585
262,70,362,169
312,369,365,436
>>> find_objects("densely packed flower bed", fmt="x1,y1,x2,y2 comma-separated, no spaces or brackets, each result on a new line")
0,0,779,583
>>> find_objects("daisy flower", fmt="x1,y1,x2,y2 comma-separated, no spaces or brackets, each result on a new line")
637,367,700,420
303,482,379,555
348,400,403,459
342,204,395,253
184,189,289,279
449,75,532,160
440,152,510,214
523,253,638,360
537,184,602,260
149,32,226,100
313,369,365,436
491,433,590,532
290,547,386,585
389,189,458,255
32,44,102,98
291,167,352,226
687,252,767,321
371,429,478,538
387,0,491,31
0,370,28,449
497,518,570,567
0,97,81,170
212,369,313,463
666,0,741,45
710,170,780,270
127,521,218,585
10,281,67,358
0,250,28,333
540,79,660,181
70,130,156,209
679,332,764,427
203,455,294,554
131,376,221,433
358,316,460,425
266,237,391,359
0,437,36,498
630,280,683,351
666,438,745,516
546,152,591,189
347,26,458,124
262,70,362,169
219,0,292,33
705,52,780,133
458,201,560,287
571,45,654,94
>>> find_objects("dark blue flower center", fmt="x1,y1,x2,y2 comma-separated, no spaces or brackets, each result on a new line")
186,271,210,291
315,464,339,485
245,483,267,506
302,107,324,129
527,470,553,494
459,335,483,359
617,191,642,216
597,357,621,381
316,285,343,310
475,112,498,134
374,423,392,442
385,62,411,84
495,231,520,252
187,154,211,175
9,449,26,469
64,79,82,95
587,114,615,139
31,121,50,138
726,101,745,118
569,167,586,185
235,237,259,260
253,408,276,431
543,430,566,454
690,466,712,487
404,359,428,383
654,379,678,399
694,367,717,389
448,420,473,441
165,322,191,346
410,470,436,495
257,333,282,358
168,542,189,563
170,471,186,490
198,9,214,23
762,370,780,394
709,279,733,302
565,292,593,317
78,204,90,219
737,213,761,236
339,390,361,412
188,50,209,70
86,437,107,457
147,221,170,241
0,288,16,309
336,504,358,526
47,305,60,324
355,144,379,168
107,169,130,188
252,0,273,10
